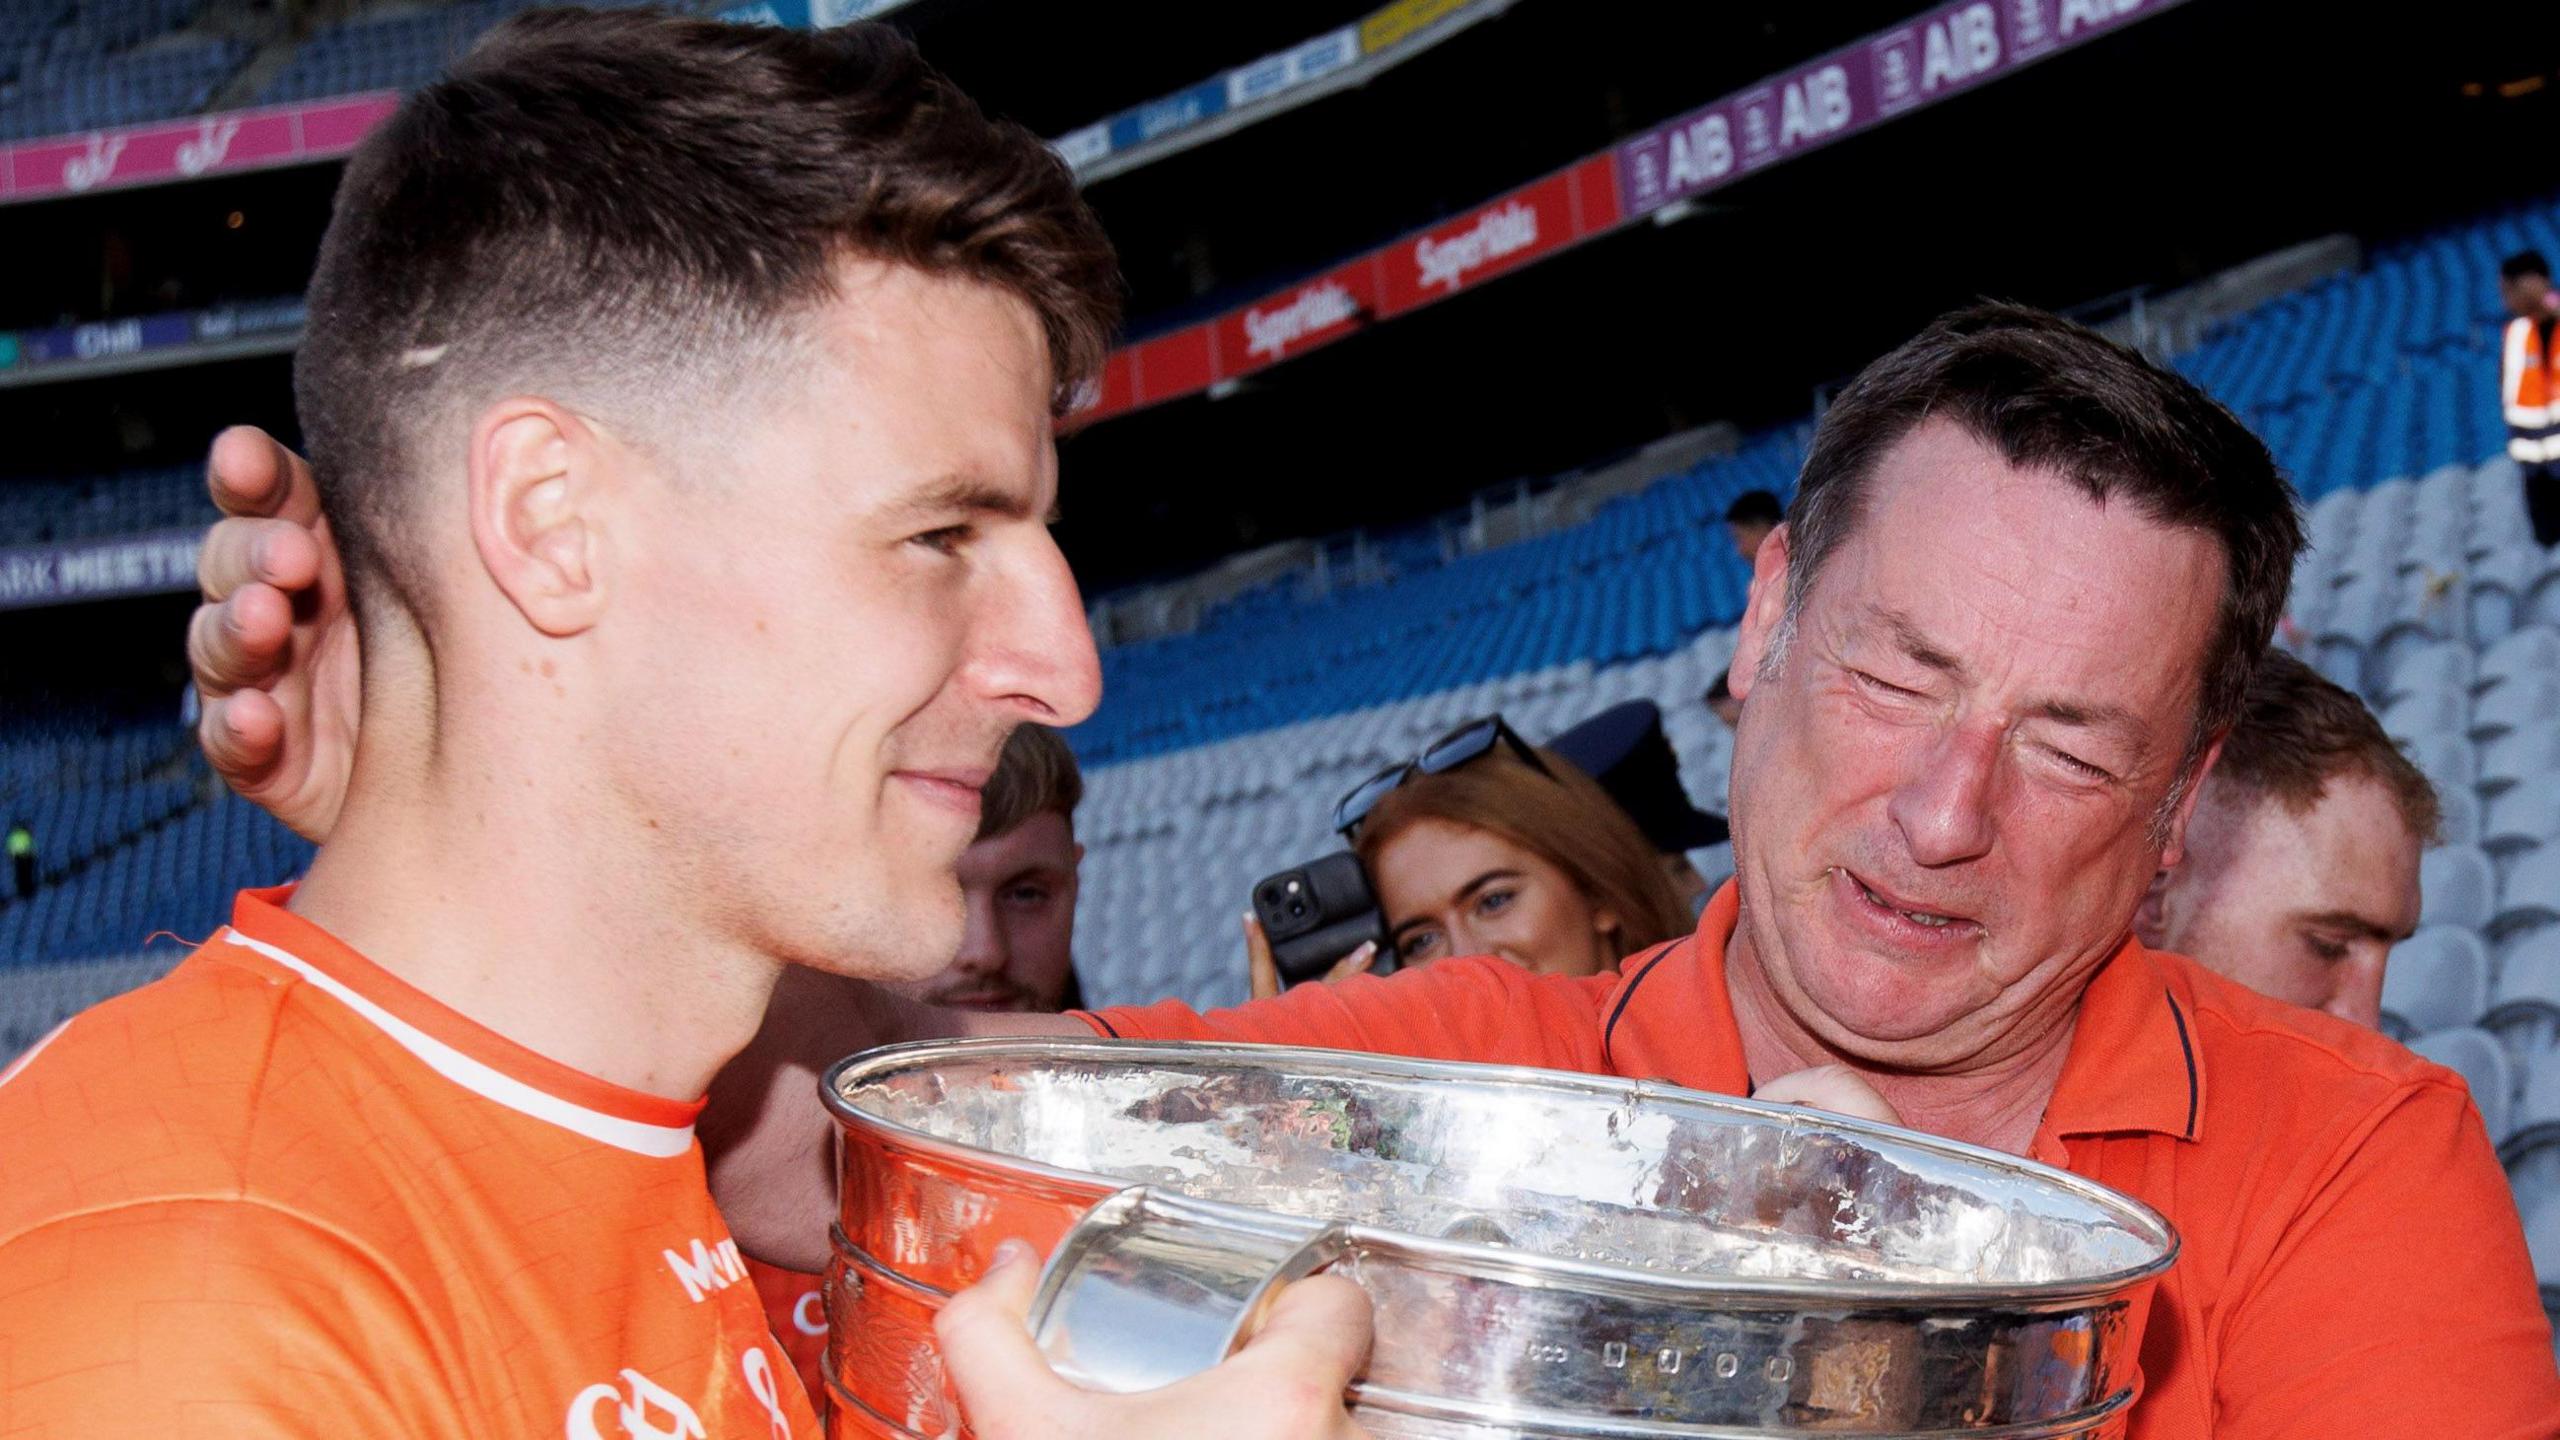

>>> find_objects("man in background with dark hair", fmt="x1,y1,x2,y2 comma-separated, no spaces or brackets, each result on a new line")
2,12,1368,1439
2136,650,2437,1030
1722,488,1783,562
2500,248,2559,544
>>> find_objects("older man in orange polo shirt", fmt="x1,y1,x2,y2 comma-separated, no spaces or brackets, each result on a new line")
192,305,2557,1435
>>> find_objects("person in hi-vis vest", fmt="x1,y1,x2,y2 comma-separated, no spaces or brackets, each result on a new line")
2497,249,2560,545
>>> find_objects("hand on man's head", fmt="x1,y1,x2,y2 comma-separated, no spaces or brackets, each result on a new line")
190,425,361,843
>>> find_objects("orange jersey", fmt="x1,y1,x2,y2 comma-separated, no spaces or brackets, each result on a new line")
0,888,820,1440
2504,313,2558,464
1089,882,2560,1439
747,1260,831,1411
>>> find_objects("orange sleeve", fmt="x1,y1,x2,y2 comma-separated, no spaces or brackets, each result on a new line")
0,1200,465,1439
1083,956,1613,1073
2209,1080,2560,1438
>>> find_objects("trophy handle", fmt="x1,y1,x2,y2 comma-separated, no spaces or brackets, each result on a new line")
1027,1186,1352,1393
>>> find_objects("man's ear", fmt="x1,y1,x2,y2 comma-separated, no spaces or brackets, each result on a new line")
2133,867,2175,950
2155,732,2227,870
1724,522,1796,702
466,398,609,638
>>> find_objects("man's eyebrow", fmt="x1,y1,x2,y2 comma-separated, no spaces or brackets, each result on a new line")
1873,608,1966,675
2295,909,2402,943
885,474,1042,524
1871,606,2148,743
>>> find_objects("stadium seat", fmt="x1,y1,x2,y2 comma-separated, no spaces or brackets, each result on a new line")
2481,723,2560,798
2478,627,2560,696
2421,845,2499,933
2383,685,2469,744
2410,1026,2513,1143
2485,928,2560,1073
2383,928,2492,1040
2383,639,2475,703
2485,781,2560,856
2494,845,2560,938
2475,673,2560,743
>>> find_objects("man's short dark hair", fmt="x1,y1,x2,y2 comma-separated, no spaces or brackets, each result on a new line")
2502,250,2550,283
1781,302,2301,754
297,7,1120,625
1723,490,1783,527
977,724,1083,842
2210,650,2440,844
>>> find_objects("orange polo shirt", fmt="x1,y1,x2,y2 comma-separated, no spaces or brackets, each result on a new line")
0,888,820,1440
1090,883,2560,1439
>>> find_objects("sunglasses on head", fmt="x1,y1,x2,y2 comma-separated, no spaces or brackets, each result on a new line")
1332,714,1554,838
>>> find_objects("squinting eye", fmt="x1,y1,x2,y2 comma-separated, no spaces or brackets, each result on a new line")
2048,748,2111,782
1001,885,1051,907
910,526,971,556
1398,930,1441,961
2307,935,2349,963
1851,669,1921,699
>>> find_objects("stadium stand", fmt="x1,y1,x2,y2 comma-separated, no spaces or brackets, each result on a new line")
0,0,248,141
0,465,210,545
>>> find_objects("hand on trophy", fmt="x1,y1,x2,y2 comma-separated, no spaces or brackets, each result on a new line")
936,1238,1375,1440
1752,1064,1900,1126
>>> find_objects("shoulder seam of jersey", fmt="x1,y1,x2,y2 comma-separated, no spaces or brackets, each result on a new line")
2187,994,2469,1097
214,928,698,1159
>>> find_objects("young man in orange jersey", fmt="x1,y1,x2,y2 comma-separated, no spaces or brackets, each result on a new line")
0,12,1371,1440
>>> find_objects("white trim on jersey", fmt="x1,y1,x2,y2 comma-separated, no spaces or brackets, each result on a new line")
219,929,698,1159
0,1019,74,1091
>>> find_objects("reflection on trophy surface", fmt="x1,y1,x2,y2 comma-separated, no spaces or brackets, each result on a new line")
823,1039,2176,1439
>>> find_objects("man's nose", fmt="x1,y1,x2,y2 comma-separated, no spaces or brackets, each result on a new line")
976,531,1102,728
949,890,1006,975
1888,720,2002,868
2330,950,2389,1031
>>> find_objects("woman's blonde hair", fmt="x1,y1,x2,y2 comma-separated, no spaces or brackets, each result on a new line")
1353,744,1693,963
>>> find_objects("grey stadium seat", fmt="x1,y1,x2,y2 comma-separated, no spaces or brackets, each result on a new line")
2409,1025,2513,1143
2384,639,2474,703
2383,927,2491,1041
2478,627,2560,696
2475,673,2560,742
2421,844,2498,932
2494,844,2560,938
2484,928,2560,1075
2484,781,2560,856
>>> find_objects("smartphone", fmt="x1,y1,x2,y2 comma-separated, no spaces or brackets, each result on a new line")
1250,851,1392,988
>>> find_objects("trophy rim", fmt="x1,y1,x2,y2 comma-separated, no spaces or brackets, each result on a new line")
821,1034,2181,1307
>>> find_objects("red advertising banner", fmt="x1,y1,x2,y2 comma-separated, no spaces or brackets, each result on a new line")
1133,325,1217,401
1215,256,1380,379
1377,170,1577,318
2,93,400,203
1068,159,1618,429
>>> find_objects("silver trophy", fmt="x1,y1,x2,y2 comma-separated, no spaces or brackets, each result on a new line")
822,1038,2176,1439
